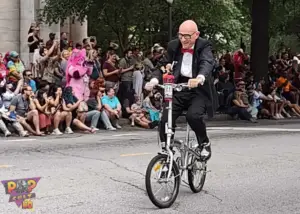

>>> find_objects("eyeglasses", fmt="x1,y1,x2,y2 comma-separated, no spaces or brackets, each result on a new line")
178,32,196,40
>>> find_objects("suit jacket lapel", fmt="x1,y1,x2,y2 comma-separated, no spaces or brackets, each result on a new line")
192,39,199,78
171,41,182,81
174,53,183,81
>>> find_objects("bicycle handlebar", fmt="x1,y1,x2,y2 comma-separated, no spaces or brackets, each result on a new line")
156,83,190,92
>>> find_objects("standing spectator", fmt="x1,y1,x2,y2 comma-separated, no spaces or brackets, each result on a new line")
60,50,70,86
103,51,120,93
118,49,135,103
88,49,102,80
233,49,247,80
65,48,92,101
46,33,56,50
28,24,41,66
60,32,68,51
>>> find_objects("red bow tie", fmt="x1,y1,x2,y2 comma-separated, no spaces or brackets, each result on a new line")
181,48,194,54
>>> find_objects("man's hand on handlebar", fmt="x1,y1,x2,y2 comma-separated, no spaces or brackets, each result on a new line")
188,75,205,88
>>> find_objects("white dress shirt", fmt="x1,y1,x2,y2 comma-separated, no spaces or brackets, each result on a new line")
180,52,193,78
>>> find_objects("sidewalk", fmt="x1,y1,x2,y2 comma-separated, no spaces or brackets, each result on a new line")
1,115,300,138
119,114,300,128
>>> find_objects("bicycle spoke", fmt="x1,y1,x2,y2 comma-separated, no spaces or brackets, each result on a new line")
153,186,164,196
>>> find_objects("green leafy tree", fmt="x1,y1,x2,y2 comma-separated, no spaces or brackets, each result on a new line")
40,0,250,51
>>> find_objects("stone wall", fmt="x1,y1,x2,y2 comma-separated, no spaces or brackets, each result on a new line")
0,0,87,65
0,0,20,54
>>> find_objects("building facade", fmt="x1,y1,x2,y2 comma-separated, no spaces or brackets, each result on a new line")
0,0,87,65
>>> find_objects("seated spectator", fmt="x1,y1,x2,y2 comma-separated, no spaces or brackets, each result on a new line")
87,86,115,130
0,94,28,137
276,71,300,104
123,90,158,129
33,90,51,134
6,51,25,85
9,86,43,136
268,83,300,118
252,82,274,118
101,87,122,129
23,70,37,92
1,83,15,109
227,87,256,123
63,86,96,133
0,96,11,136
142,90,161,122
237,81,258,119
215,73,234,111
0,53,8,78
47,85,73,135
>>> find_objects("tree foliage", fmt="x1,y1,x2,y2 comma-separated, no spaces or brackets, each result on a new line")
40,0,251,51
40,0,300,52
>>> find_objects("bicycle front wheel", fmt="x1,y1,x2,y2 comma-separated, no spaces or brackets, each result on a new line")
145,154,180,209
188,157,207,193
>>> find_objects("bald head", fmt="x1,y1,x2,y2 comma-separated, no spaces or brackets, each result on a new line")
178,20,200,49
179,20,198,32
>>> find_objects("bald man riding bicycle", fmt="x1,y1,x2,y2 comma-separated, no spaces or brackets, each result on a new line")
145,20,219,160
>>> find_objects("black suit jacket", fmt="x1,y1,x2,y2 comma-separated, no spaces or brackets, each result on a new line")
152,38,219,117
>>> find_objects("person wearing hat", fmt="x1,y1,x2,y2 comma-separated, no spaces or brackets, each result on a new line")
6,51,25,84
228,80,257,123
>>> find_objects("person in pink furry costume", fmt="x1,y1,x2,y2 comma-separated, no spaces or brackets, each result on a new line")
65,48,93,101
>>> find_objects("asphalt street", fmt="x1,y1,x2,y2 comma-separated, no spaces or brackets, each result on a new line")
1,123,300,214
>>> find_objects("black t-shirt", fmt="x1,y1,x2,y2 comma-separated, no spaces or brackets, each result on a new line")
122,98,131,118
60,39,68,51
28,35,40,53
87,98,98,111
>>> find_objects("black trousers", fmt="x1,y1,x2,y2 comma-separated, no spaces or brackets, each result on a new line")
159,89,209,145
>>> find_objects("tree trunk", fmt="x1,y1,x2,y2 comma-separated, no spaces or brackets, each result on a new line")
251,0,270,82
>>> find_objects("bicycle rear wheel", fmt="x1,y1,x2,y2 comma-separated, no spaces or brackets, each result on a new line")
188,157,207,193
145,154,180,208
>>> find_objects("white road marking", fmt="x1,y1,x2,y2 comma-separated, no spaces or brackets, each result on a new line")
207,127,300,132
112,134,140,137
0,165,14,168
4,139,37,142
120,152,152,157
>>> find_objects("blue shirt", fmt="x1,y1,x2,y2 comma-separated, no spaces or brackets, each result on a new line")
28,80,37,92
101,95,120,109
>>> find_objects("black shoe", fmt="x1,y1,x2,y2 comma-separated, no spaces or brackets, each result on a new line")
149,120,159,129
199,142,211,161
249,118,258,123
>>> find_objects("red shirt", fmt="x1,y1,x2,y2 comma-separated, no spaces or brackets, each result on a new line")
103,61,119,82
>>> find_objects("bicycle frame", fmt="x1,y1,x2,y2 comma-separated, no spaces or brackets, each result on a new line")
165,94,174,180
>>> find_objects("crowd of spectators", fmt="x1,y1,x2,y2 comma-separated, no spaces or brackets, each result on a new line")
214,48,300,123
0,23,300,137
0,24,164,137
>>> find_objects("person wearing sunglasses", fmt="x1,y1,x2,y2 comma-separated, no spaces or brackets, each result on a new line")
23,70,37,92
145,20,219,161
